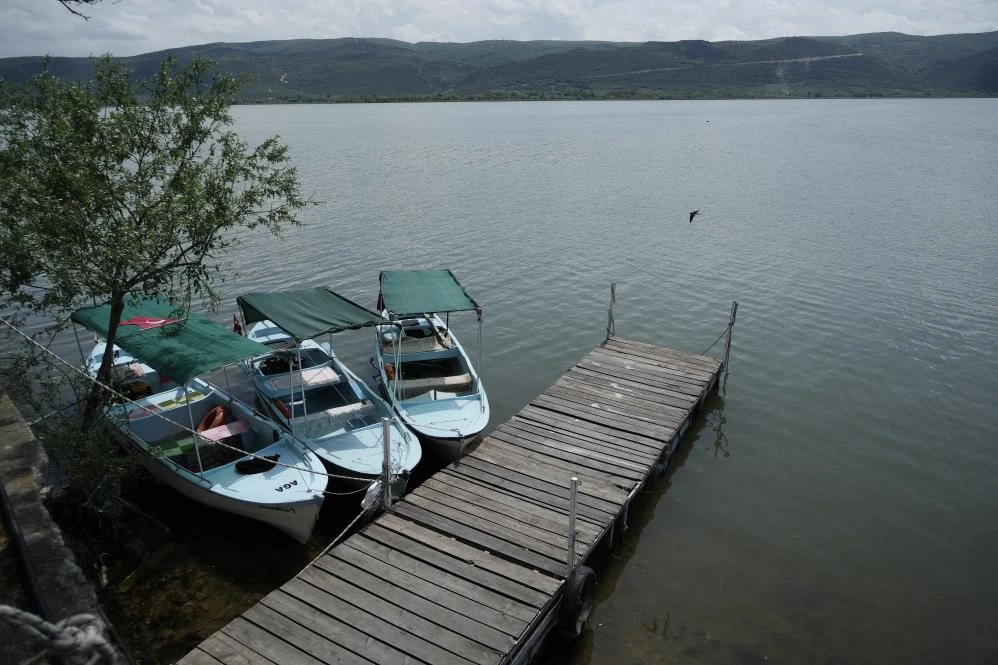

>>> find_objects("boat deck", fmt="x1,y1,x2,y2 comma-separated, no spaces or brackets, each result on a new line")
177,337,723,665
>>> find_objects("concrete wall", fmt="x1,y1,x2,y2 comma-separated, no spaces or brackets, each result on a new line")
0,387,115,663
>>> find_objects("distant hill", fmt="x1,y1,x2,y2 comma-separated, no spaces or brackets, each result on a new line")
2,32,997,101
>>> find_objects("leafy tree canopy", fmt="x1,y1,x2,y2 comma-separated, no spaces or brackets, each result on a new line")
0,55,310,408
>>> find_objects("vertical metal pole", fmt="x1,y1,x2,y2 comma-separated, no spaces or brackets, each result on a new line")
605,283,616,341
381,417,393,511
567,477,579,572
721,300,738,390
185,385,204,477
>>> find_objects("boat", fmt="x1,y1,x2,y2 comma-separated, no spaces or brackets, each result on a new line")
236,287,422,494
373,269,490,459
71,297,328,544
84,341,178,399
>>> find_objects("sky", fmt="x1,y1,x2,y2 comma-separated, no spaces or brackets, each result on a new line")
1,0,996,58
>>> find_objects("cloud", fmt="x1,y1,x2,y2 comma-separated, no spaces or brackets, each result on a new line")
0,0,995,58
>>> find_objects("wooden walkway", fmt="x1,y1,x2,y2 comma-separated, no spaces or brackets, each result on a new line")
178,337,723,665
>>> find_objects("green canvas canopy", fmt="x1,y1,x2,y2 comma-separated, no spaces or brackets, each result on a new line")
378,269,479,316
237,287,382,340
71,296,272,385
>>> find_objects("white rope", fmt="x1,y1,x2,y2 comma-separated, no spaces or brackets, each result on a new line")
0,605,117,665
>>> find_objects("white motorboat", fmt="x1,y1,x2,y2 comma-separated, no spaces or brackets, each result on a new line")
373,269,490,460
72,297,328,543
236,287,422,493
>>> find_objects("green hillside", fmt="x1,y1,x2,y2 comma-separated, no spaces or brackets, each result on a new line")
1,32,996,101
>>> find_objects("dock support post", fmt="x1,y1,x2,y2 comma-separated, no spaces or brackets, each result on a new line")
721,300,738,391
381,417,393,511
567,477,579,572
605,283,616,341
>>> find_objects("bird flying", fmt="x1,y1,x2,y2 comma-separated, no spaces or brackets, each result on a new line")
689,210,700,223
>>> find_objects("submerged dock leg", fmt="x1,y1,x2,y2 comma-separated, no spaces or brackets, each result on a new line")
721,300,738,391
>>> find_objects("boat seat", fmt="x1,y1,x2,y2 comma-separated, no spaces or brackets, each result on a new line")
304,400,376,437
262,366,340,393
396,372,473,397
153,437,196,459
381,333,452,353
198,419,251,442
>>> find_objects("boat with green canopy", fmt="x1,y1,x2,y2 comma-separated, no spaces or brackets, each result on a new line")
71,296,328,544
373,269,490,459
236,287,421,492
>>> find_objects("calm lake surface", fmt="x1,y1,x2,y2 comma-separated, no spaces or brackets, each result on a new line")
48,99,998,663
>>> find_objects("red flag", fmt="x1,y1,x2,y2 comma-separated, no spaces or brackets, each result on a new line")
232,315,243,336
120,316,177,330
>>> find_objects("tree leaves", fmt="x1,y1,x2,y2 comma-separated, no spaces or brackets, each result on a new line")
0,54,311,407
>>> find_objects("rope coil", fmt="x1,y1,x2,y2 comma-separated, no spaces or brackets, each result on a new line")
0,605,117,665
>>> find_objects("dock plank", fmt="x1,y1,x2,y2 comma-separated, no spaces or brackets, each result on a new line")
392,502,567,577
423,475,602,544
517,403,668,450
345,533,538,622
308,555,514,655
244,602,382,665
532,393,674,441
200,633,278,665
333,541,527,638
176,649,227,665
446,459,620,522
604,338,723,369
458,453,627,509
555,374,693,420
502,418,659,465
490,425,649,477
442,465,615,526
284,575,489,665
375,514,560,594
596,347,718,381
411,484,580,552
566,366,699,409
222,617,328,665
361,522,551,609
483,436,641,494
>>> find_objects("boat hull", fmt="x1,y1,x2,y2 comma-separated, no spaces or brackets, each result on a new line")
132,449,323,543
108,383,328,544
374,314,490,461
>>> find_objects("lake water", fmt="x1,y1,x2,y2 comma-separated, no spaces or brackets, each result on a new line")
41,98,998,663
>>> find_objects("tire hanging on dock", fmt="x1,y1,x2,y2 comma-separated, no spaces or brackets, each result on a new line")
559,565,597,638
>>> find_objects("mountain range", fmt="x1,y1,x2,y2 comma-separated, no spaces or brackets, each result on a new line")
1,31,996,101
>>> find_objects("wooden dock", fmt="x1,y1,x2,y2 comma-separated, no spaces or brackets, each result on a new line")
178,337,723,665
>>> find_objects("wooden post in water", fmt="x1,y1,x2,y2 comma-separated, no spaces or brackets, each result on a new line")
605,282,616,341
381,417,393,511
721,300,738,390
567,477,579,572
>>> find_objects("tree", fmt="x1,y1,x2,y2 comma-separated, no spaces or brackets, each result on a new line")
58,0,104,19
0,55,310,416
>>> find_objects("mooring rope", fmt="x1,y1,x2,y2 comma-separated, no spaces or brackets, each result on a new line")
296,504,371,577
0,604,117,665
700,324,731,355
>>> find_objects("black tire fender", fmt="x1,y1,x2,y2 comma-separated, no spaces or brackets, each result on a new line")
559,565,597,638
